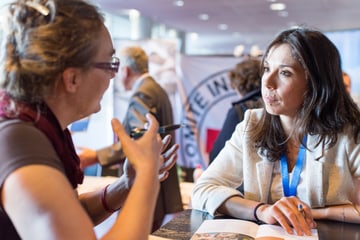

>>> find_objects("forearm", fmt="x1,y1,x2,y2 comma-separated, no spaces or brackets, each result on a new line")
217,196,261,221
312,204,360,223
104,170,160,239
78,175,130,225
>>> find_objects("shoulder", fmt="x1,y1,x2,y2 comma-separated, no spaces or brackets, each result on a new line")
135,77,170,104
138,77,160,90
226,106,239,118
0,120,47,142
243,108,265,124
229,109,264,145
335,125,360,152
0,120,63,187
0,120,60,158
141,77,168,95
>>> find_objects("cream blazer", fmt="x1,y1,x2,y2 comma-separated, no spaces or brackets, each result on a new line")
192,108,360,216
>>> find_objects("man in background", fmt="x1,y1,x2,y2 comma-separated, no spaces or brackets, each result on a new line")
79,46,183,231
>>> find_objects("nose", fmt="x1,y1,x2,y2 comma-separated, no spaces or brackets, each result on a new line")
110,70,116,79
262,70,277,90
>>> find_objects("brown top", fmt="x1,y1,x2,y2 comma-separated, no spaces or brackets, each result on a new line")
0,119,65,239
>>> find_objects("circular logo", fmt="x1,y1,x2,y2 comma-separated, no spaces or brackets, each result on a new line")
178,69,238,168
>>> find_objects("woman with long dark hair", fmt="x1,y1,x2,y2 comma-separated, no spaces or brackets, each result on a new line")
192,28,360,236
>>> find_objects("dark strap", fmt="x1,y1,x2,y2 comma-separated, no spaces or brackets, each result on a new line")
234,103,247,121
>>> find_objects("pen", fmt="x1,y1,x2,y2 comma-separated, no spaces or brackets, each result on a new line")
130,124,183,139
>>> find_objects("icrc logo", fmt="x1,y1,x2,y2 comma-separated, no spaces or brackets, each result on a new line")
178,69,238,168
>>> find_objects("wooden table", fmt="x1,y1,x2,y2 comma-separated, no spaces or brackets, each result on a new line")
152,209,360,240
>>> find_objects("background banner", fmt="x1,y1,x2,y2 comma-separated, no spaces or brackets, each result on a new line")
176,55,240,168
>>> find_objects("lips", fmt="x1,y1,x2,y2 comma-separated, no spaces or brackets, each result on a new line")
264,94,279,105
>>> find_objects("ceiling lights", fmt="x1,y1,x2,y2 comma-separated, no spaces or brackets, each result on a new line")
188,32,199,41
173,0,184,7
198,14,209,21
218,24,228,31
270,2,286,11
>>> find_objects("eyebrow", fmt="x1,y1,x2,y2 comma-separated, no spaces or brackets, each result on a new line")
279,64,295,68
264,60,296,68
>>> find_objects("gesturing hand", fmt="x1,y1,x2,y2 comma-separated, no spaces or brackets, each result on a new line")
111,114,163,182
157,134,179,181
113,114,180,187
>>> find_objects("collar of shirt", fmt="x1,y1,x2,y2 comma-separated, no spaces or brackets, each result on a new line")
132,72,151,90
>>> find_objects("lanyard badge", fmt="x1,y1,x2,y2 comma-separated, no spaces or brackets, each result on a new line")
280,136,307,197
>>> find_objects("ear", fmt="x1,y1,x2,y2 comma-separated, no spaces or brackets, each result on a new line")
62,68,81,93
123,66,130,77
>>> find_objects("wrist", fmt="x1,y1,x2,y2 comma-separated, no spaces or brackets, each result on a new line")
254,202,266,223
311,207,322,219
101,184,120,213
138,170,159,184
119,174,133,190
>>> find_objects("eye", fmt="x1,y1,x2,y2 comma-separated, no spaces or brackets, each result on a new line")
263,66,270,72
92,56,120,73
280,70,292,77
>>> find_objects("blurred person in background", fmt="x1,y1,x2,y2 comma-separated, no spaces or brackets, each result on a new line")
209,57,263,164
79,46,183,231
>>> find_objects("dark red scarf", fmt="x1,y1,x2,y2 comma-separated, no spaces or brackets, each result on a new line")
0,92,83,188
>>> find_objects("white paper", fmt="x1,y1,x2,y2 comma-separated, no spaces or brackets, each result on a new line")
191,219,318,240
148,235,173,240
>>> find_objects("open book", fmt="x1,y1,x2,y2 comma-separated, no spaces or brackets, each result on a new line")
148,235,171,240
191,219,318,240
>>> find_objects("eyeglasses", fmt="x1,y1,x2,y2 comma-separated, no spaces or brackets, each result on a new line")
92,56,120,73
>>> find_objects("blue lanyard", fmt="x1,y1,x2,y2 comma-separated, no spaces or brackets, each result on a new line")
280,136,307,197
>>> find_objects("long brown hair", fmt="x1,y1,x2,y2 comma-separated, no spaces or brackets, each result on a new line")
252,28,360,161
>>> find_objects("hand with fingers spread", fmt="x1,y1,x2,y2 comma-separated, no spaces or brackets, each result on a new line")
256,197,316,236
112,113,163,178
122,131,180,187
109,113,170,238
157,134,180,181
